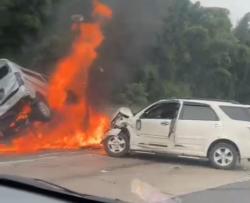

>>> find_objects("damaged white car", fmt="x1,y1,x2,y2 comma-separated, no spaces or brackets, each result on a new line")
102,99,250,169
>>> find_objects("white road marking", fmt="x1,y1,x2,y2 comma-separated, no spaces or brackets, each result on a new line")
0,150,102,166
100,170,109,173
0,156,58,166
37,150,101,157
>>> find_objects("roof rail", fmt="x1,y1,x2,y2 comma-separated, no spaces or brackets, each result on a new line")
170,97,240,104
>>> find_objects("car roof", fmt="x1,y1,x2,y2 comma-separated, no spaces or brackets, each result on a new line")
158,99,250,107
0,58,9,66
0,58,46,77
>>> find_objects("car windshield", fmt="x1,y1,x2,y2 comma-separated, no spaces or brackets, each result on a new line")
1,1,250,203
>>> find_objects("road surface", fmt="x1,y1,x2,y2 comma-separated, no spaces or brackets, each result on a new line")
182,180,250,203
0,148,249,202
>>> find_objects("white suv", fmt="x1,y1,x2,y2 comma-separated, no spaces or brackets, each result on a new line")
102,99,250,169
0,59,51,137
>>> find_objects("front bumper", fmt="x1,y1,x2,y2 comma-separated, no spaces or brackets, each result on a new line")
101,128,122,143
104,128,122,137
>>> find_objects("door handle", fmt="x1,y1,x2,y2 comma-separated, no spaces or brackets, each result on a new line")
215,123,222,127
161,121,169,126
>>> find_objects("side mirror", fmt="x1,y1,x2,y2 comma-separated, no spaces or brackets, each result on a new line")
136,119,141,130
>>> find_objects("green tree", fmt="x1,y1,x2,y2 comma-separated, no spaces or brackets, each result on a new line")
0,0,58,58
115,83,148,106
234,13,250,46
149,0,240,102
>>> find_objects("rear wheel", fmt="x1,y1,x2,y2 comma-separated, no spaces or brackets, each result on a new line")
104,132,129,157
209,142,238,170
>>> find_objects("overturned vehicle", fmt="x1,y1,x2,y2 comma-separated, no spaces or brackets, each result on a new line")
102,99,250,169
0,59,51,138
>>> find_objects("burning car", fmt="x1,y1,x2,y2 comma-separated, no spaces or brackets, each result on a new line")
103,99,250,169
0,59,51,137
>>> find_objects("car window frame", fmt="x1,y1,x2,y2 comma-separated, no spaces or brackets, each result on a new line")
179,102,219,121
140,101,180,120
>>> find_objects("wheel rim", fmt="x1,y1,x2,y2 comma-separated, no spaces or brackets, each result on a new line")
38,102,50,117
107,135,126,153
213,147,234,167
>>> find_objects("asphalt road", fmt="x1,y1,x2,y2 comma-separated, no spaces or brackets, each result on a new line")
181,180,250,203
0,148,250,203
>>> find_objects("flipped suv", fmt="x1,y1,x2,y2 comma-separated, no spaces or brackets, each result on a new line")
102,99,250,169
0,59,51,137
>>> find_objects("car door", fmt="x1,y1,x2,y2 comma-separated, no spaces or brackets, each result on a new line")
175,102,221,153
136,102,180,148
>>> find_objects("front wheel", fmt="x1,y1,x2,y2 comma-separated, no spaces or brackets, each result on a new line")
103,133,129,157
209,142,239,170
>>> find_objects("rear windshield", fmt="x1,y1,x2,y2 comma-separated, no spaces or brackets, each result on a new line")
0,65,9,80
220,106,250,121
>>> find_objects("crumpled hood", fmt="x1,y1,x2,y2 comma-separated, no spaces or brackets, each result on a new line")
112,107,133,120
111,107,133,128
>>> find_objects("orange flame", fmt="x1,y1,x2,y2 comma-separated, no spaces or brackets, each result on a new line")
9,104,32,129
93,0,113,19
0,0,112,154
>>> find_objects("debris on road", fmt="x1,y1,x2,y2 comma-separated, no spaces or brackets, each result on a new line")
131,178,181,203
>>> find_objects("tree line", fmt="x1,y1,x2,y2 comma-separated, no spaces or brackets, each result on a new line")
110,1,250,106
1,0,250,106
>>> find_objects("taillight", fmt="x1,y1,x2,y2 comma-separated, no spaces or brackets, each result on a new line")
15,72,24,86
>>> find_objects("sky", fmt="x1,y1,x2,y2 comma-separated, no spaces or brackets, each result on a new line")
192,0,250,25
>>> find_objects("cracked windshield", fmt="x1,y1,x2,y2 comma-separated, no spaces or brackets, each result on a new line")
0,0,250,203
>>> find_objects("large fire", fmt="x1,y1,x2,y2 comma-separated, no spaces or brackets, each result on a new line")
0,0,112,154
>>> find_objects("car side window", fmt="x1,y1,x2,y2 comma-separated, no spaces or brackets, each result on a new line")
220,106,250,121
180,103,219,121
142,103,179,119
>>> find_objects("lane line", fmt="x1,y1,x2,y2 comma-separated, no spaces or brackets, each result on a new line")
0,150,104,166
0,156,58,165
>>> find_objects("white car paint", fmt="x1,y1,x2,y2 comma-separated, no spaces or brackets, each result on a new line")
105,99,250,161
0,58,48,117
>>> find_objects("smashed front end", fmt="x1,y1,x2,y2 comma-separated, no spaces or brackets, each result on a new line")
111,107,133,128
102,107,133,141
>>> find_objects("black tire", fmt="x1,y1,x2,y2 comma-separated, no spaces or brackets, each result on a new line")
32,99,52,122
209,142,239,170
103,132,129,157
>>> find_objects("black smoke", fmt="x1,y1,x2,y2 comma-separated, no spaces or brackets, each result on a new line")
19,0,171,108
87,0,171,107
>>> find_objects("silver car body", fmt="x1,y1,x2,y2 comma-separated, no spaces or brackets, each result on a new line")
0,58,48,117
